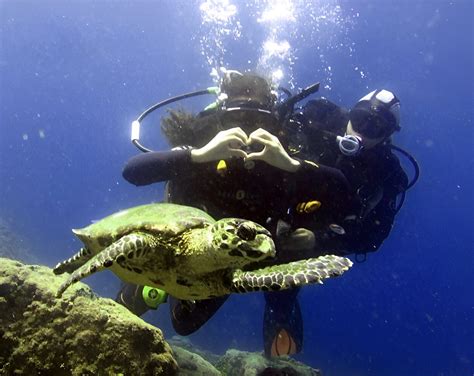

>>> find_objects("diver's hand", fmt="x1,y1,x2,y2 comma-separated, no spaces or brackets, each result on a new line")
246,128,301,172
191,127,248,163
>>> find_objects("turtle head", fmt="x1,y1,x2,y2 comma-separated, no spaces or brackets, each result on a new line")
211,218,276,264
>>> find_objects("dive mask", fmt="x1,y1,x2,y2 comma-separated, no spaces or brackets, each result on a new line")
219,107,279,134
349,105,398,139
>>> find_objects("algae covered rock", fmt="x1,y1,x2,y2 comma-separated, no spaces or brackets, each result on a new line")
0,257,177,375
171,345,221,376
169,336,323,376
215,348,322,376
168,335,221,366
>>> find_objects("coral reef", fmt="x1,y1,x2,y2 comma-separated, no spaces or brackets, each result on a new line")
0,257,323,375
215,349,322,376
0,258,177,375
168,337,321,376
168,335,221,365
171,345,221,376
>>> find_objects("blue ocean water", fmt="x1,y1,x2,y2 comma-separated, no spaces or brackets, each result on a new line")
1,1,472,375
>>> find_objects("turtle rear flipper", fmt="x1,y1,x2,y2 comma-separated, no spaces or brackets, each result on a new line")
53,247,94,275
231,255,353,294
56,232,155,298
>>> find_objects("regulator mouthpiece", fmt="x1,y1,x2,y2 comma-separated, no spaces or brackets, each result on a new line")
337,134,363,156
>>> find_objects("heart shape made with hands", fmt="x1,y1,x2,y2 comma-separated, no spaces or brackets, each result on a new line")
193,127,300,172
229,138,265,154
226,128,300,172
229,127,282,154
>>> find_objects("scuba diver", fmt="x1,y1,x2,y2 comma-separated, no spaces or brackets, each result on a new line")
117,70,418,357
260,89,419,357
291,89,419,254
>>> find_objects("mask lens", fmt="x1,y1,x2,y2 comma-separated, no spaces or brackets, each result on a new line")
350,109,390,139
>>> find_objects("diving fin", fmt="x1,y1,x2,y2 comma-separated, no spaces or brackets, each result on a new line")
263,289,303,357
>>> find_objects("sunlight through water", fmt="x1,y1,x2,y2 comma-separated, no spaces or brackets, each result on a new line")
198,0,359,88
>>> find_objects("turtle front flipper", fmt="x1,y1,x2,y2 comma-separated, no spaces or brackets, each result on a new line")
53,247,94,275
56,232,156,298
230,255,353,294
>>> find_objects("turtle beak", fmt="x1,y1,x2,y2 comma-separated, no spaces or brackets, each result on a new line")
256,235,276,259
256,226,275,258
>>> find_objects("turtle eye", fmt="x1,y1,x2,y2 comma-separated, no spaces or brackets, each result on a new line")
237,223,257,241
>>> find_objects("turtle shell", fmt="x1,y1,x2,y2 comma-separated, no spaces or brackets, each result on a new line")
73,203,215,252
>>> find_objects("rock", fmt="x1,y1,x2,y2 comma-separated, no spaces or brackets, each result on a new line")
215,349,322,376
0,257,325,375
0,257,178,375
169,337,323,376
171,345,221,376
168,335,221,365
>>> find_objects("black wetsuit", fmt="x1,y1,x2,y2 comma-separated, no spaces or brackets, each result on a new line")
123,147,352,240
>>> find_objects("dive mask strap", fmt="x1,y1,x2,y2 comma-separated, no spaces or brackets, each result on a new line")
337,134,363,156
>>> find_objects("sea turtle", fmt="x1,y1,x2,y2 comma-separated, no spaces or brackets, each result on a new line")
54,203,352,299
